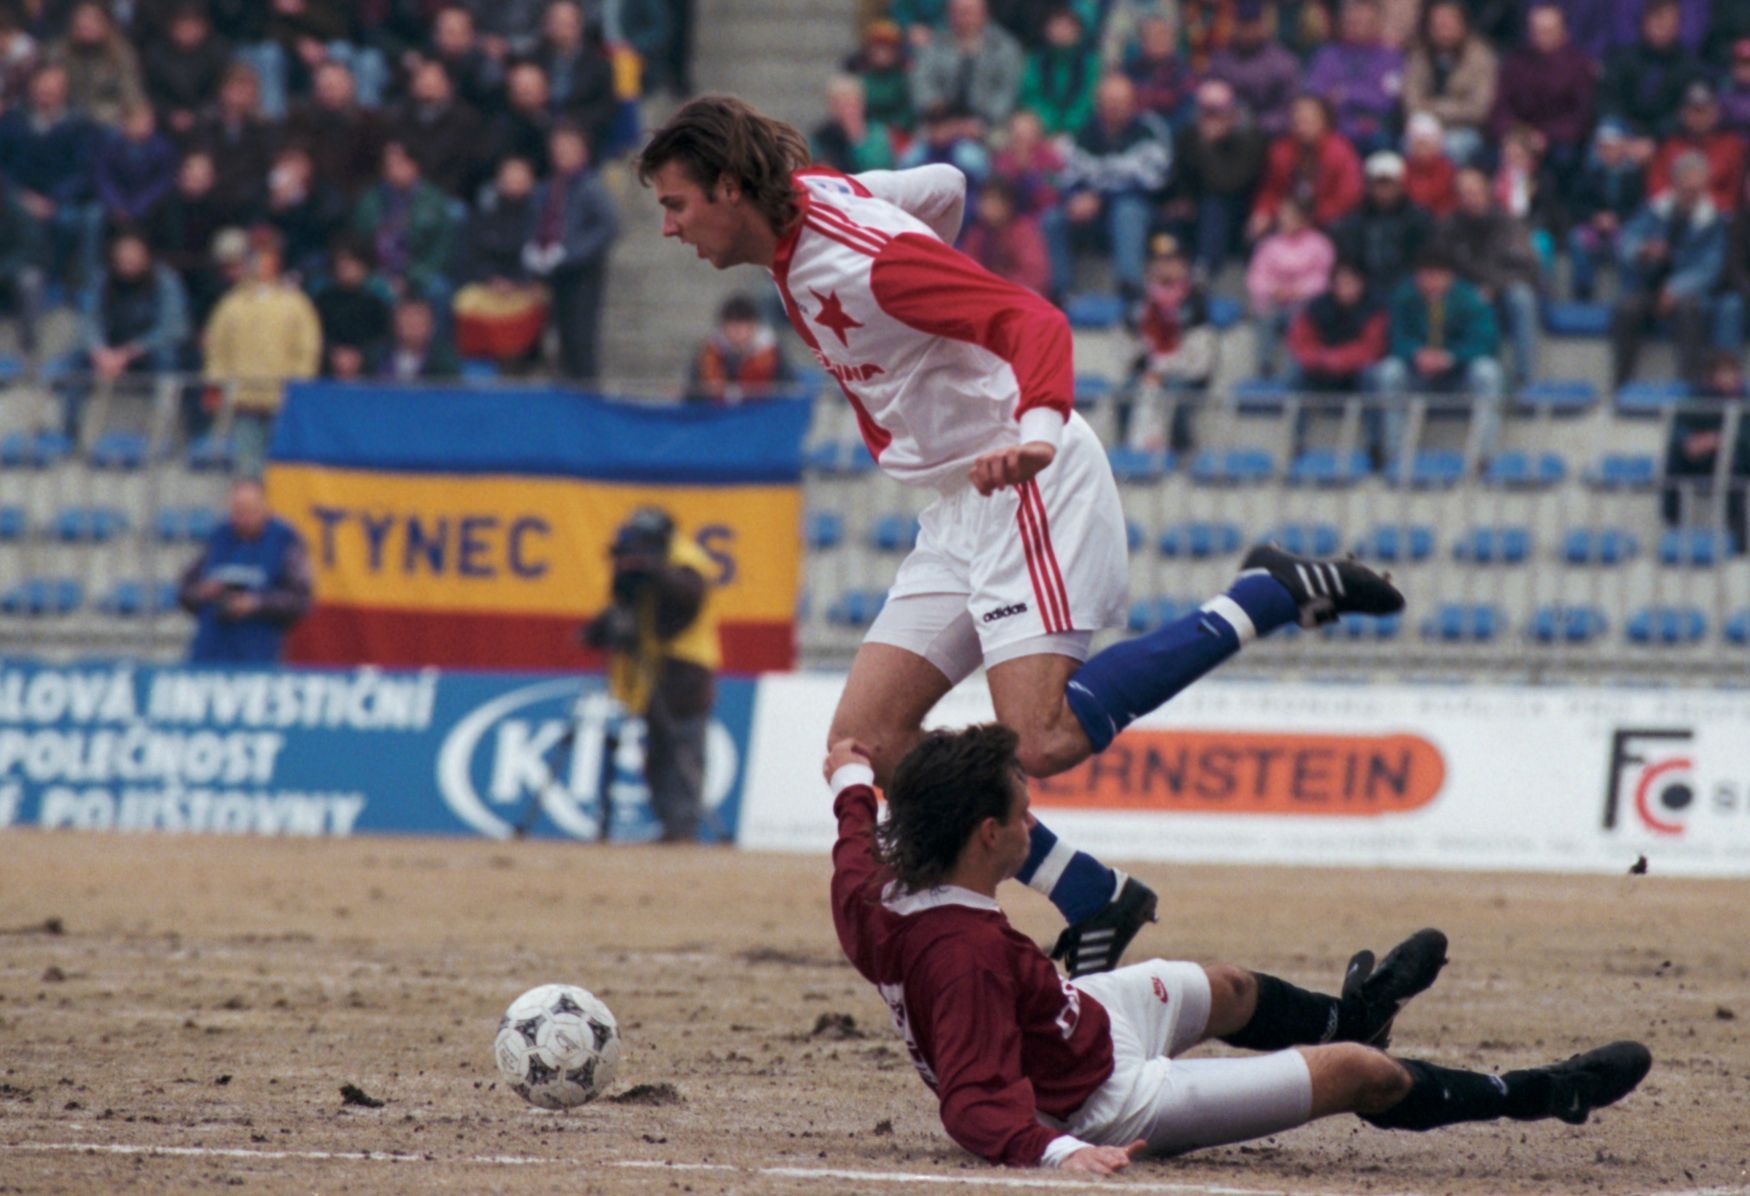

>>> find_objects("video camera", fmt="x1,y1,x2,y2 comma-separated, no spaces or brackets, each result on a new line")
581,507,676,652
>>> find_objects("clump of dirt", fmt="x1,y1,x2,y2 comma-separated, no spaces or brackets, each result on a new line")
810,1013,865,1040
340,1083,385,1108
609,1083,682,1106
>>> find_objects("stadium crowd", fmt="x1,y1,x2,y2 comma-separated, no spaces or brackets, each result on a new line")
0,0,687,471
814,0,1750,462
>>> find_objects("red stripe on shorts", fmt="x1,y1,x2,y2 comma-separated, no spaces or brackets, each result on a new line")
1021,480,1072,631
1016,486,1066,633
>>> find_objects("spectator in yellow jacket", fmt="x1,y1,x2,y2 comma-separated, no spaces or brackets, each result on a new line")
201,226,322,474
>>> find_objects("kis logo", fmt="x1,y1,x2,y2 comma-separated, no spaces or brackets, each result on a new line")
982,602,1029,624
1603,728,1695,835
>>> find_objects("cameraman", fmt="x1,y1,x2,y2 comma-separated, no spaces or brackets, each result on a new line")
583,507,721,842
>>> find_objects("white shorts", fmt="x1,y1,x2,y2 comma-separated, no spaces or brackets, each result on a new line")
1061,961,1314,1156
865,412,1129,683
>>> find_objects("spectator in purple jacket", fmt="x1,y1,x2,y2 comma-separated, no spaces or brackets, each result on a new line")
1608,0,1710,57
95,102,177,231
1600,0,1706,143
1304,0,1405,156
1493,4,1597,194
1205,0,1299,137
1723,39,1750,135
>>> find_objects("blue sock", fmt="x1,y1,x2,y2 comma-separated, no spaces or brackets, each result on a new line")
1065,573,1298,753
1016,820,1116,924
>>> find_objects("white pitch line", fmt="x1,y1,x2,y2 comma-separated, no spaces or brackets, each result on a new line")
5,1142,553,1166
7,1143,1747,1196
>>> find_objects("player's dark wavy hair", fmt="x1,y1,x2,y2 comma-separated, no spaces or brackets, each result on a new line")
636,95,811,234
877,724,1024,892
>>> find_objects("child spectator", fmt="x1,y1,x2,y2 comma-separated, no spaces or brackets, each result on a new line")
1286,257,1388,395
687,293,794,404
988,109,1062,215
1402,112,1457,216
1401,0,1497,165
1205,0,1299,137
1162,79,1267,275
843,19,914,133
1118,15,1197,130
1647,82,1747,216
1567,121,1646,300
314,240,392,377
960,177,1050,294
1022,6,1100,137
1246,196,1335,376
1304,0,1404,156
1369,249,1504,461
812,75,898,174
1248,94,1364,239
1125,234,1216,450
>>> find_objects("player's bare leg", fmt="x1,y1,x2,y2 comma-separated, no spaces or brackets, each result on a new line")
826,642,954,784
985,651,1091,778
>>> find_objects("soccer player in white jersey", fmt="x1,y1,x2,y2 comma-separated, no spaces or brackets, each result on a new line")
638,96,1404,974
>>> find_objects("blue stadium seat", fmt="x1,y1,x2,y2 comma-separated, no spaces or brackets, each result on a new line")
1126,519,1144,553
89,430,150,471
1421,603,1503,642
868,513,920,552
1385,449,1465,489
1355,524,1436,562
803,441,845,473
1453,525,1532,564
1529,604,1609,643
1659,528,1735,566
459,359,501,382
1586,453,1659,490
1190,448,1275,485
99,580,180,618
1324,613,1403,640
1615,379,1690,417
1288,449,1370,486
1231,378,1290,413
827,589,887,627
1518,378,1599,414
1,577,83,616
1127,597,1199,632
803,510,844,550
0,430,73,468
185,434,236,473
1263,522,1341,556
1726,609,1750,645
1158,520,1244,558
0,354,23,382
0,506,25,541
1065,292,1126,329
1562,527,1639,565
1206,295,1244,329
1627,606,1707,645
54,506,129,543
1106,446,1172,482
1542,301,1612,337
1485,451,1566,488
1075,374,1115,407
154,506,220,543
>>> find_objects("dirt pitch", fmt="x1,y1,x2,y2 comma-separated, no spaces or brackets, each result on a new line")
1,832,1746,1196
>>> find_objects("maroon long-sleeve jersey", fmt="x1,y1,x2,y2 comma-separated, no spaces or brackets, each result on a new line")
828,764,1114,1167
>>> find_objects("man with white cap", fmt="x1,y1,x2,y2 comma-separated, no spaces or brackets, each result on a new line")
1332,150,1435,297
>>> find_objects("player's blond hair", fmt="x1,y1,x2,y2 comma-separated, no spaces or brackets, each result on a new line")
637,95,811,235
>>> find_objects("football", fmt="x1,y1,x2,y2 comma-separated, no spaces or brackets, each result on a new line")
493,983,622,1109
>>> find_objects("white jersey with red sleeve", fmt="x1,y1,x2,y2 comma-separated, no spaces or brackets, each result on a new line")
771,166,1074,492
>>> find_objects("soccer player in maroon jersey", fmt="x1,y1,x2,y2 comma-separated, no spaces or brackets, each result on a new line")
640,94,1404,976
825,727,1652,1173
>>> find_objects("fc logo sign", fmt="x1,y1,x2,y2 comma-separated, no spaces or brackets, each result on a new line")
1603,728,1695,836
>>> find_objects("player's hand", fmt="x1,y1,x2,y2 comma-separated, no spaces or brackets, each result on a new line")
1058,1140,1146,1174
823,739,872,783
970,441,1056,496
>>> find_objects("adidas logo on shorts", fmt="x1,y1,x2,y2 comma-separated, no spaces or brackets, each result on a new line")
981,603,1029,624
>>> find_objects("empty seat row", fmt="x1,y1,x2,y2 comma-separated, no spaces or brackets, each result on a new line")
0,505,219,543
0,430,237,472
2,577,183,618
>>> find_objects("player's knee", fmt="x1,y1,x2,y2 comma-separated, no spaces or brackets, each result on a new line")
1204,964,1257,1022
1013,728,1084,779
1341,1045,1413,1113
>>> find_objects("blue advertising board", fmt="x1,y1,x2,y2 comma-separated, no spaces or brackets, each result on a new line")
0,663,755,842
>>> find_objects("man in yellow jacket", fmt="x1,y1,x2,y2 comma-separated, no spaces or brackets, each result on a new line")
202,226,322,474
584,507,722,842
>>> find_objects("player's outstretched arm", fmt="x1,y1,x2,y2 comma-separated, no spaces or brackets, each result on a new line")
1059,1140,1146,1175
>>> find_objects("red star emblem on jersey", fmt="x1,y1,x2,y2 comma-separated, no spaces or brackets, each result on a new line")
809,289,862,347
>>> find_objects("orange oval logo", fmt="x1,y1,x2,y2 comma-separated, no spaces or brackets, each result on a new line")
1033,730,1445,815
